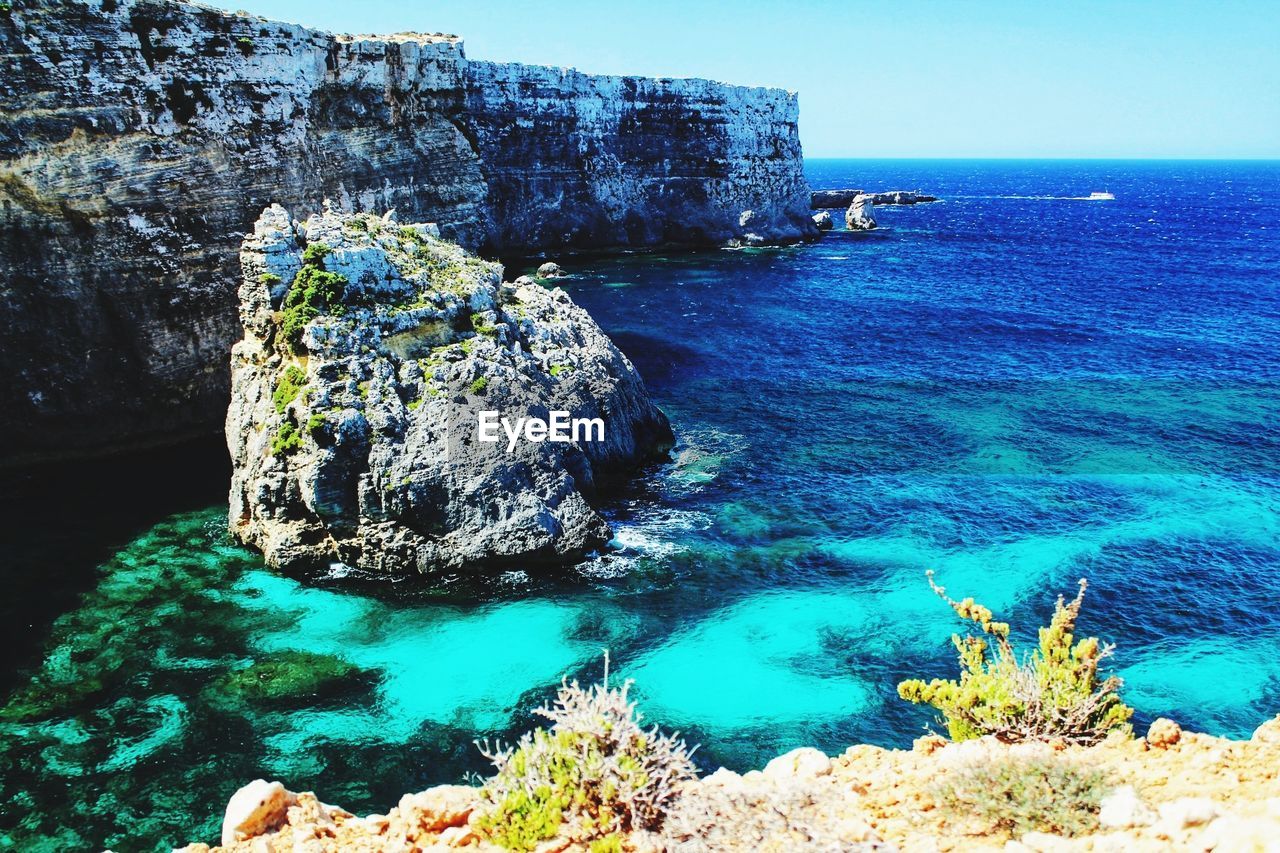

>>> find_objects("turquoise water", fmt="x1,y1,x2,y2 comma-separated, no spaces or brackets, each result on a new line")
2,160,1279,850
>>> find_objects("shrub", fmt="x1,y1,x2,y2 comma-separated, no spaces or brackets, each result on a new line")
235,36,254,55
301,241,331,266
272,365,306,414
469,376,489,394
898,572,1133,744
474,657,697,851
305,412,327,439
260,272,282,287
280,244,346,353
931,756,1109,838
270,421,301,456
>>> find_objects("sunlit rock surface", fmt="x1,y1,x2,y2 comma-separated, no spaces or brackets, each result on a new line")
0,0,812,464
227,205,672,573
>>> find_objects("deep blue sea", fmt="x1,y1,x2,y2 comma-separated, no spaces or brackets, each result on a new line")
2,160,1279,850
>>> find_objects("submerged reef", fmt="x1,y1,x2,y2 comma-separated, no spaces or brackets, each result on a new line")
227,206,672,574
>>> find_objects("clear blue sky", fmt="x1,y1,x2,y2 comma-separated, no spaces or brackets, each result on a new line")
205,0,1280,158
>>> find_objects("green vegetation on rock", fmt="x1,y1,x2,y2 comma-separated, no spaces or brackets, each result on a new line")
469,376,489,395
272,365,306,414
898,572,1133,744
931,756,1110,838
305,412,327,439
280,243,346,353
270,421,301,456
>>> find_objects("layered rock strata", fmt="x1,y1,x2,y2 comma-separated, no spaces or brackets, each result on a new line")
227,205,672,574
0,0,812,465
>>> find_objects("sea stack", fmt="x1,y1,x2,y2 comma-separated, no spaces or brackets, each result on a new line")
845,193,878,231
226,205,673,574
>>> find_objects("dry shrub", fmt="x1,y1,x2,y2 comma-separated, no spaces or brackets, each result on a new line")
474,655,697,851
932,755,1110,838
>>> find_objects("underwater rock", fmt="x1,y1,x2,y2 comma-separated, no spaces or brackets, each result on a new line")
227,205,673,574
845,194,878,231
207,651,373,708
0,675,110,723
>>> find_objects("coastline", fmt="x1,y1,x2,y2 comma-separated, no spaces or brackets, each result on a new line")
182,715,1280,851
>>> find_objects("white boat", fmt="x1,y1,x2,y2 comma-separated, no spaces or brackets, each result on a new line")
1087,191,1115,200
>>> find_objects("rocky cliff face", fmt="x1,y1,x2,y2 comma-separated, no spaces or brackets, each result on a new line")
0,0,812,465
228,205,672,574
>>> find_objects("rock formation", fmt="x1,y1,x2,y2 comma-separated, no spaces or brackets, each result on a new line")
811,189,867,209
178,715,1280,852
811,189,939,209
865,190,938,205
0,0,813,466
845,194,878,231
227,205,672,574
812,211,834,231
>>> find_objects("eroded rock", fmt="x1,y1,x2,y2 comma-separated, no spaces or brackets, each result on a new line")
845,194,878,231
221,780,298,846
227,206,673,574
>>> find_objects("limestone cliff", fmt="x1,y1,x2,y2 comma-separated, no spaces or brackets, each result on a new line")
0,0,812,465
227,205,672,574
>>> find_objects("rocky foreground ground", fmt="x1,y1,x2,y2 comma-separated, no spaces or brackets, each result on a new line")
178,715,1280,852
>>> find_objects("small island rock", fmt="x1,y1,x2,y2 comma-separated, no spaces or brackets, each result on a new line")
227,205,673,575
845,194,878,231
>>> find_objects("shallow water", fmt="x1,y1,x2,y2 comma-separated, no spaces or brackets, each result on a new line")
3,160,1279,850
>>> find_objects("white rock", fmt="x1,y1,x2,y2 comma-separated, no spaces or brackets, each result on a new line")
1017,831,1073,852
762,747,831,780
844,193,877,231
1192,815,1280,851
1156,797,1219,830
703,767,744,788
1098,785,1157,829
221,779,298,846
